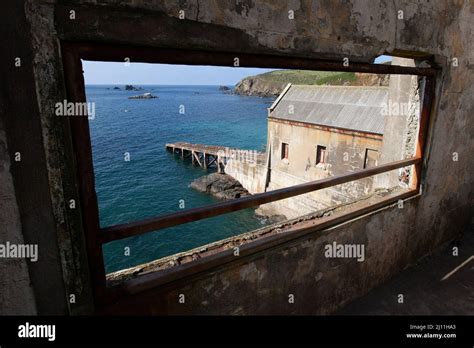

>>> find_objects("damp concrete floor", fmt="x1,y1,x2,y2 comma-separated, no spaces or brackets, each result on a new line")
337,226,474,315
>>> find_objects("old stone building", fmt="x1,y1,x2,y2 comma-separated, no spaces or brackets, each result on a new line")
227,75,420,219
259,84,389,218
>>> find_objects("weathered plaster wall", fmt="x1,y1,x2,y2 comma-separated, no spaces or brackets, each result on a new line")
2,0,472,314
2,0,94,315
101,197,424,315
0,118,37,315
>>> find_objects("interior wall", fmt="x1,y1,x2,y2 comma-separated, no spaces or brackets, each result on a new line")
0,117,37,315
1,0,472,314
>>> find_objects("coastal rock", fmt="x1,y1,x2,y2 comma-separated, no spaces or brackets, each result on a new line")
113,86,120,90
254,206,287,223
258,214,287,224
218,85,231,93
190,173,250,200
128,92,158,99
125,84,143,91
234,77,285,97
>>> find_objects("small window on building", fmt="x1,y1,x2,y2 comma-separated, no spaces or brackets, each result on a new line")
281,142,289,160
364,149,378,169
316,145,327,165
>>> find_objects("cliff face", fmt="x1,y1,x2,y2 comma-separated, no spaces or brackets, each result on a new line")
234,71,389,97
234,76,287,97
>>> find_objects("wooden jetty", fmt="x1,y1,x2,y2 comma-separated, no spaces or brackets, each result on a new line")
166,142,229,172
165,142,265,173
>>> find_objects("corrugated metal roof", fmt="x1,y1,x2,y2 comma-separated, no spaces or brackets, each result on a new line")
270,85,388,134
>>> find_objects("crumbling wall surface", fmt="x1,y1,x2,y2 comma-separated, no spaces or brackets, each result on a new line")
105,199,422,315
24,0,95,315
2,0,93,315
6,0,472,314
0,118,37,315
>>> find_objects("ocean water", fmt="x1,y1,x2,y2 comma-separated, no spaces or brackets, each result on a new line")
85,85,275,273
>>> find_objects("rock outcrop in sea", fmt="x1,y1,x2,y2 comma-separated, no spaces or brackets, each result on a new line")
190,173,250,200
128,92,158,99
218,85,231,93
125,84,143,91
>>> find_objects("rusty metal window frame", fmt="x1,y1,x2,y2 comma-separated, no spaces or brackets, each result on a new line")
61,42,437,306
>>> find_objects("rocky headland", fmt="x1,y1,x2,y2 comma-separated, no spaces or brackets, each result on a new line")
233,70,389,97
234,77,286,97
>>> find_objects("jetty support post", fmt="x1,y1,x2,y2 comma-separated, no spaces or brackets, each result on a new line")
217,155,224,173
192,151,202,167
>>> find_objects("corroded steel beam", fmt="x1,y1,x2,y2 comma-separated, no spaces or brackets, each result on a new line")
101,156,421,243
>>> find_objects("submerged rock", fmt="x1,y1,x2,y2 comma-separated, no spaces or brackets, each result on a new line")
190,173,250,200
128,92,158,99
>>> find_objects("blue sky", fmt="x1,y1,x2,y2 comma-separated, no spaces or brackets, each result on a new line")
83,55,392,85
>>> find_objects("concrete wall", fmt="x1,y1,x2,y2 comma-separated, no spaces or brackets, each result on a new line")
224,159,267,195
377,57,421,188
260,119,383,218
0,118,37,315
1,0,472,314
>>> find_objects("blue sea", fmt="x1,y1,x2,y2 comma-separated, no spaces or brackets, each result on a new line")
85,85,275,273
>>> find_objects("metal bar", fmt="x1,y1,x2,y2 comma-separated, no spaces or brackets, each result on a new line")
103,188,419,302
62,42,438,77
101,156,420,243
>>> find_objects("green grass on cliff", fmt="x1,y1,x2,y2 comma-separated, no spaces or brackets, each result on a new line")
256,70,357,85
